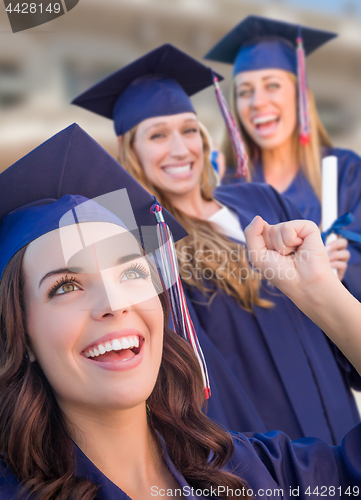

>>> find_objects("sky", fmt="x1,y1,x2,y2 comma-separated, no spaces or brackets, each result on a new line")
290,0,359,15
254,0,360,17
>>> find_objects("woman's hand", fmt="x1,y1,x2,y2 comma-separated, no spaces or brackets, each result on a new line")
245,216,361,375
326,237,350,281
244,216,333,302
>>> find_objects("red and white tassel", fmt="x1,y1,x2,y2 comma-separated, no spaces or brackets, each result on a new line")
296,36,311,145
213,75,248,179
150,202,211,400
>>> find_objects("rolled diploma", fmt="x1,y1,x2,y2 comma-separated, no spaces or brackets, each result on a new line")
322,156,338,274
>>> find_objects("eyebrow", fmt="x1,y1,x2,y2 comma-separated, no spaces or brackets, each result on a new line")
145,118,197,133
116,253,144,265
262,75,280,81
238,75,280,87
144,121,168,132
38,253,144,288
38,267,82,288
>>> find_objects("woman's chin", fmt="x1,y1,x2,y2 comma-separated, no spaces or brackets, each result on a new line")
88,388,154,412
156,169,202,196
247,123,295,151
159,186,197,200
252,134,290,151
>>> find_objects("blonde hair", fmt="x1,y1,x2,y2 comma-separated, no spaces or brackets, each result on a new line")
119,121,272,312
222,73,332,199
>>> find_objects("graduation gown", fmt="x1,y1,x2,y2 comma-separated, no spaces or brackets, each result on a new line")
182,183,360,445
0,424,360,499
222,147,361,301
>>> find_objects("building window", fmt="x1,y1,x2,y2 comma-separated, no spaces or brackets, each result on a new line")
0,62,25,109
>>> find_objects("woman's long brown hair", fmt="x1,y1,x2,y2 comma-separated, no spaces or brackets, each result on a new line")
0,247,250,499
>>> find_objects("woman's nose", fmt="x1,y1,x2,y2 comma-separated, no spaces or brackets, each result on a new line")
251,86,268,108
91,294,130,321
169,131,189,157
89,277,132,321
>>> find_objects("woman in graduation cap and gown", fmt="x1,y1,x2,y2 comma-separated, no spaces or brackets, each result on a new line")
205,15,361,301
72,44,360,446
0,123,361,500
74,45,360,444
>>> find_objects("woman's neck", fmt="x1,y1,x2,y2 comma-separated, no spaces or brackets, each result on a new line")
165,186,220,220
63,403,180,500
261,137,299,193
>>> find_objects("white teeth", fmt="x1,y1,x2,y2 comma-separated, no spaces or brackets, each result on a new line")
112,339,122,350
164,164,191,174
84,336,141,358
253,115,278,125
105,342,112,352
121,338,130,349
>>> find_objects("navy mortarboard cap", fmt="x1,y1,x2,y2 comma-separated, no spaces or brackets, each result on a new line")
72,44,223,137
0,123,186,276
72,44,248,178
205,16,337,145
0,123,210,398
204,16,337,76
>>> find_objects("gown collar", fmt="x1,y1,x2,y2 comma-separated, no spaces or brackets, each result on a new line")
73,435,216,500
252,160,321,223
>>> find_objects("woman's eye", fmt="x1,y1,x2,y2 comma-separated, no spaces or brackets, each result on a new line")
121,265,150,282
53,282,80,296
123,270,141,280
267,83,280,90
150,133,165,140
237,89,252,98
184,128,198,134
48,276,82,298
49,282,80,296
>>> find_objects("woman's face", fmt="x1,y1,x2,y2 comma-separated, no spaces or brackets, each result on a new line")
132,112,204,199
235,69,297,151
22,222,164,416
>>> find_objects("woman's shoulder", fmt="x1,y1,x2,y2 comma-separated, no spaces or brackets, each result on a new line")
323,146,361,173
323,146,361,162
214,183,302,222
226,424,361,496
0,458,24,499
323,147,361,193
226,429,336,493
215,182,278,201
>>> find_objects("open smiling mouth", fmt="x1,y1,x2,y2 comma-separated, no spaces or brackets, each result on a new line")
252,115,280,130
162,163,192,175
83,336,144,363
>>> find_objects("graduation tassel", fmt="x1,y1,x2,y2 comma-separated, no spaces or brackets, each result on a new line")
296,33,311,145
213,74,248,179
150,202,211,400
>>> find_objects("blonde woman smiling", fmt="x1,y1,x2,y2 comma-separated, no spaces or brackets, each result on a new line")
205,16,361,300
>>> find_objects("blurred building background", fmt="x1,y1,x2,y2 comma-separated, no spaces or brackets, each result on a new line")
1,0,361,171
1,0,361,410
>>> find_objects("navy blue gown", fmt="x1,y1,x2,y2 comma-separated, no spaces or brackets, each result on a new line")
222,147,361,301
0,424,360,499
182,183,360,445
